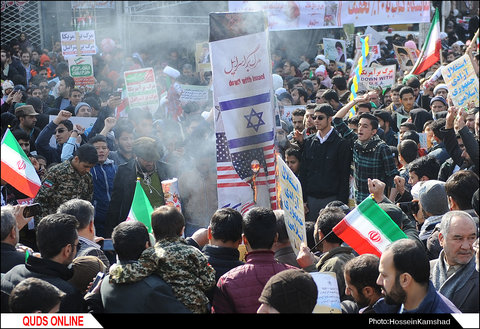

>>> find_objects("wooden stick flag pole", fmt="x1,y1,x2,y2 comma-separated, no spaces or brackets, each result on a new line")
310,230,334,252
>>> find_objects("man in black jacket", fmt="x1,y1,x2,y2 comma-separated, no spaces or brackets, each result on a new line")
298,104,352,222
1,213,86,313
105,137,173,237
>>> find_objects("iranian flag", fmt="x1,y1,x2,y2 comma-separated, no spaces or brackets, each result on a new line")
126,179,154,233
332,196,407,257
1,129,41,198
410,8,441,75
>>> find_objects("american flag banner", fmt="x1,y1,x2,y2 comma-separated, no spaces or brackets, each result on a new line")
210,15,277,211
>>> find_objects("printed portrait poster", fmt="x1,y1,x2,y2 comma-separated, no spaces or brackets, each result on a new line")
323,38,346,70
394,45,418,72
195,42,211,72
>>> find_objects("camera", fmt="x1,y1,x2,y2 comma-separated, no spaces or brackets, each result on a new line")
398,201,420,215
23,203,42,218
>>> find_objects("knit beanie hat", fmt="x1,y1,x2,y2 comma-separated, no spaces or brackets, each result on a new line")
40,54,51,66
258,269,318,313
75,102,91,115
68,256,106,294
418,180,449,215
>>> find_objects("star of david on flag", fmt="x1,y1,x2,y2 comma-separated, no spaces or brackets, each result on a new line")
218,91,274,154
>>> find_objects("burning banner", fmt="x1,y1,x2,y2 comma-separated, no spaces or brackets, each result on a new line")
210,12,277,213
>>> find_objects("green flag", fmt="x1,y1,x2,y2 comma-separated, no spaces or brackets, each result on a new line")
126,179,154,233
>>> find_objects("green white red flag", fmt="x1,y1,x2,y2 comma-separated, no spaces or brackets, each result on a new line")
1,128,41,198
410,8,441,75
332,196,407,257
126,179,154,233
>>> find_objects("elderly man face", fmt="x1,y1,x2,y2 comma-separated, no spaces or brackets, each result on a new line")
434,88,448,99
439,214,477,266
430,100,447,114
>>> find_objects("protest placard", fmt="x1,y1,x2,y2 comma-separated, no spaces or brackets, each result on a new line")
124,68,159,114
276,155,306,255
61,30,96,58
48,116,96,148
394,45,417,72
310,272,342,313
282,105,305,124
67,56,95,87
195,42,211,72
441,54,479,108
179,84,210,102
323,38,346,70
359,65,396,90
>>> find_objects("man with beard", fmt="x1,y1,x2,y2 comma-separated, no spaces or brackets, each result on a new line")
1,213,86,312
105,137,173,238
430,211,478,313
375,239,460,313
343,254,383,313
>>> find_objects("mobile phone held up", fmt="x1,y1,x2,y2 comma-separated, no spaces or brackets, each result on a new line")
89,272,105,292
23,203,42,218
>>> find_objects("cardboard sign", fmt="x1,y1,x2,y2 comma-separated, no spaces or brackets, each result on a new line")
359,65,396,90
178,84,210,102
67,56,95,87
61,30,96,57
323,38,346,70
311,272,342,313
124,68,160,114
195,42,211,72
441,54,479,108
276,155,306,255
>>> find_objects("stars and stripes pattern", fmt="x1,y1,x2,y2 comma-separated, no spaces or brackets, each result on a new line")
216,132,277,211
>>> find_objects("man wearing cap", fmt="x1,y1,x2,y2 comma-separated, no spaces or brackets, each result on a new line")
105,137,173,238
412,180,450,248
430,96,447,120
13,105,40,154
257,269,318,313
298,104,351,222
433,84,448,100
74,102,92,117
374,110,397,147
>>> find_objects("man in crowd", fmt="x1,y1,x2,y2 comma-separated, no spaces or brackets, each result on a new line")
333,95,399,204
430,211,478,313
212,207,296,313
106,137,172,237
298,104,351,221
34,144,97,221
376,239,460,313
1,213,86,313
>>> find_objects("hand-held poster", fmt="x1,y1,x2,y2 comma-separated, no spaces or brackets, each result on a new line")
210,12,277,214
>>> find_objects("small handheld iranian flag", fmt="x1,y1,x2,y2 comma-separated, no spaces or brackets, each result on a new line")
1,128,41,198
332,195,407,257
410,8,441,75
126,178,154,233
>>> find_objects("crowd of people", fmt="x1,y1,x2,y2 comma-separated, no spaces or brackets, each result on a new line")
1,6,479,316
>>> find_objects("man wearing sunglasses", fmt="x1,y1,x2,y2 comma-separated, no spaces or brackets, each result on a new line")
298,104,351,222
35,110,74,165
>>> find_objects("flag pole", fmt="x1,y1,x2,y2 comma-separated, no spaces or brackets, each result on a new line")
310,230,334,252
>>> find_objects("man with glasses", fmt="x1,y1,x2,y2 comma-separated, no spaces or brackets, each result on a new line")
1,213,87,312
35,110,74,165
298,104,351,222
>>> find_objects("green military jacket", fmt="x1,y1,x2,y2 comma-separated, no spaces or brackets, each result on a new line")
34,159,93,222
